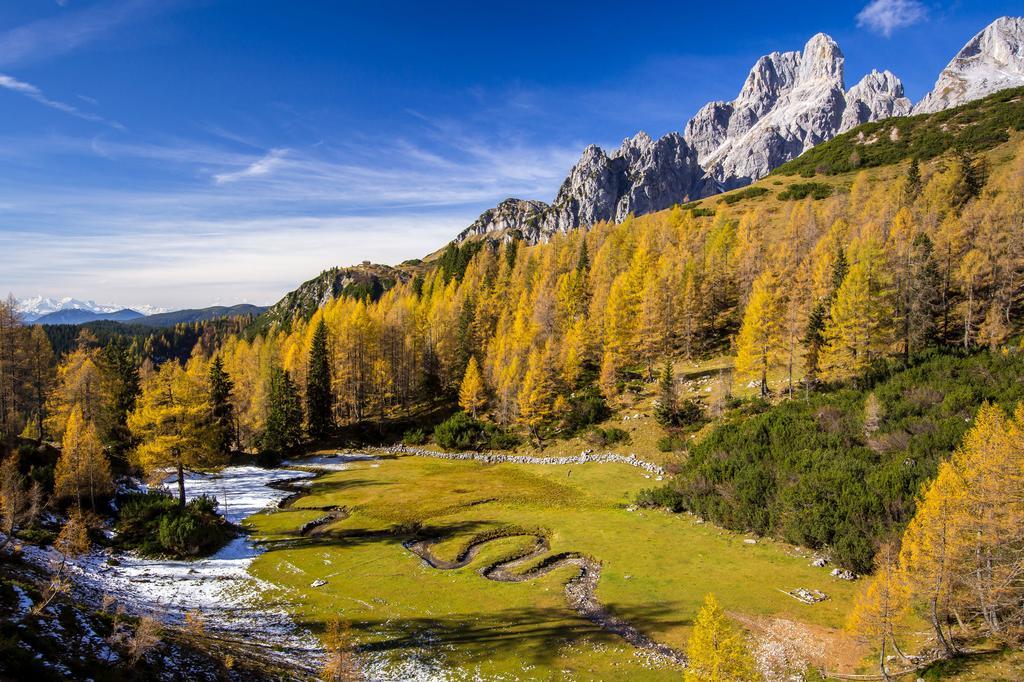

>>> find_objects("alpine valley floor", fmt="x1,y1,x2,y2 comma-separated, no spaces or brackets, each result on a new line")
245,451,867,680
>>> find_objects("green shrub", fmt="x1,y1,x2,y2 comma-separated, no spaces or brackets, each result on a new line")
116,490,232,558
656,398,706,428
562,387,611,434
718,186,770,205
635,487,685,512
586,427,630,447
690,207,716,217
402,427,428,445
777,182,832,200
651,350,1024,572
657,434,686,452
433,412,519,451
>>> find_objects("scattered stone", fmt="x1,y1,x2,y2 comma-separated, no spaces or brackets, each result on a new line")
784,587,828,604
743,538,757,545
830,568,857,581
310,579,327,588
811,556,828,568
377,446,666,475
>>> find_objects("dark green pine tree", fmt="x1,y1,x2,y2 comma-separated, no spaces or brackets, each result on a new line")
306,318,334,439
903,157,921,201
261,367,304,455
654,360,678,427
99,338,140,459
208,355,236,455
576,238,590,273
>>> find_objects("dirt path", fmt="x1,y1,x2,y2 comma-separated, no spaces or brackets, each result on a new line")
405,532,687,666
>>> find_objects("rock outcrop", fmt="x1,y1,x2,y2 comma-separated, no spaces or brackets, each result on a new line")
916,17,1024,114
453,17,1023,246
840,70,913,133
685,34,909,190
455,131,708,243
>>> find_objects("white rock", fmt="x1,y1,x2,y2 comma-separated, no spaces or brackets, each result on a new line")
916,17,1024,114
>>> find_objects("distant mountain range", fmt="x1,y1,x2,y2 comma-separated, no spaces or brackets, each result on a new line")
34,308,147,325
15,298,266,327
15,296,165,323
456,16,1024,245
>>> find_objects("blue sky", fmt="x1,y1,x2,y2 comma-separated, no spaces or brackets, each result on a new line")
0,0,1019,310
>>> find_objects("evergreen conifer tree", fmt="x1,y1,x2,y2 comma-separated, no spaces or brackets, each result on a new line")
306,318,334,439
262,367,304,456
208,355,236,455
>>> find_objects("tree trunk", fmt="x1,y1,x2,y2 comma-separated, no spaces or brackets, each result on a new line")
177,462,186,510
930,596,956,657
879,638,890,682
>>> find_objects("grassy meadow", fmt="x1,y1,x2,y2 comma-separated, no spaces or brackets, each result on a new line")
246,453,865,679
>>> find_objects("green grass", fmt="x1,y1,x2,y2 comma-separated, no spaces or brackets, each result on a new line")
246,455,863,679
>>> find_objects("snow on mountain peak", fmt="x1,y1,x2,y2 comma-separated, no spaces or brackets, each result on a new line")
14,296,166,322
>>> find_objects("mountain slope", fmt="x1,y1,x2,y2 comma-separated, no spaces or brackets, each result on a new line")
916,16,1024,114
34,308,144,325
256,262,413,329
136,304,267,328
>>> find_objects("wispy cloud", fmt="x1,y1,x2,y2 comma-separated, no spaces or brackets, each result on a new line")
0,73,123,128
213,148,289,184
0,117,583,307
856,0,928,37
0,0,175,67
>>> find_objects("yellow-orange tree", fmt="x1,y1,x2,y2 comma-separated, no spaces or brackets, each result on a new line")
685,593,760,682
733,269,784,397
54,405,113,511
458,356,486,418
128,358,224,508
899,401,1024,652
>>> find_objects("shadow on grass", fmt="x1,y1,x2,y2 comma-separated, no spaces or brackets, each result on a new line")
260,520,492,551
300,602,688,669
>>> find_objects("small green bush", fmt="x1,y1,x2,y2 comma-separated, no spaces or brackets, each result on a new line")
657,434,687,452
562,387,611,434
719,186,770,205
635,487,685,512
433,412,519,451
777,182,832,200
116,490,231,558
402,427,428,445
586,427,630,447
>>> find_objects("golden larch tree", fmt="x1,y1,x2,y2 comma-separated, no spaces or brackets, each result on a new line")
685,593,761,682
128,360,222,508
458,356,486,418
55,405,113,511
734,269,784,397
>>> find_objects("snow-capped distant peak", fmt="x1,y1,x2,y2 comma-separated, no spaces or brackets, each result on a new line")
15,296,166,322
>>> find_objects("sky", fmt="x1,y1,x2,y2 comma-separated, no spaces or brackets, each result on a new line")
0,0,1019,310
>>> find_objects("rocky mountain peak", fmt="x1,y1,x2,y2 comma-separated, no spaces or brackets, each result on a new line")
841,69,912,132
916,16,1024,114
798,33,844,84
451,18,1024,247
735,51,800,113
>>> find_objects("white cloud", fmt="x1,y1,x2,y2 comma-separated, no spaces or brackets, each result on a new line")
0,73,123,129
213,148,289,184
0,125,583,308
856,0,928,37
